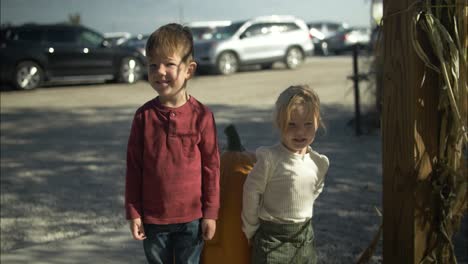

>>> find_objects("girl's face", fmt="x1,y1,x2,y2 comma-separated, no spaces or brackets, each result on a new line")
281,105,318,155
147,52,196,103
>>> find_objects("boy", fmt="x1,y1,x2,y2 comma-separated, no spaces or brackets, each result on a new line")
125,23,220,264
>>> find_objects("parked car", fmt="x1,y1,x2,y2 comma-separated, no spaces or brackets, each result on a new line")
187,20,232,41
0,24,146,90
193,15,313,75
319,27,371,55
121,33,149,57
306,21,349,55
103,31,132,46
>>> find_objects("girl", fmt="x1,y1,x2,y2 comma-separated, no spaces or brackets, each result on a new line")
242,85,329,264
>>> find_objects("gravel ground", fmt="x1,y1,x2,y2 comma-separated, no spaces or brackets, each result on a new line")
1,57,466,263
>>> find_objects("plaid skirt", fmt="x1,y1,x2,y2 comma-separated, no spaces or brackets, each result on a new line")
251,219,317,264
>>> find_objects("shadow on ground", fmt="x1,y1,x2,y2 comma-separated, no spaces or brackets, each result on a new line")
1,103,466,263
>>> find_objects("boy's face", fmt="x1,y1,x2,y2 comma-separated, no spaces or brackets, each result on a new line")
281,105,318,155
147,51,196,100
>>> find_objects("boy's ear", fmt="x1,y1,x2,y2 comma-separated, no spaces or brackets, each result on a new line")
186,61,197,79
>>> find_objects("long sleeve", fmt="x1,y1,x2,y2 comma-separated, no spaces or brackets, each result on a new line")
241,147,271,240
199,113,220,220
125,112,144,220
311,152,330,200
124,97,219,224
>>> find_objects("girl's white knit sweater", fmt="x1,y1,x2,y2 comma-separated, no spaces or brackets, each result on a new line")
241,143,329,240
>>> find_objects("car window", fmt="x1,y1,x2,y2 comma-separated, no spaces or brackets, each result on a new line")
327,24,342,31
308,23,323,30
46,28,76,43
5,28,43,42
274,22,300,33
122,36,148,48
212,22,244,40
243,23,273,38
190,27,220,40
78,29,104,46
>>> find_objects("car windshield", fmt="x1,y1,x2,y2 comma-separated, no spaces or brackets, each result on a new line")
190,27,220,40
211,21,244,40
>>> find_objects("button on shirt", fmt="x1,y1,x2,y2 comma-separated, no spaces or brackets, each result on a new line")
125,96,220,224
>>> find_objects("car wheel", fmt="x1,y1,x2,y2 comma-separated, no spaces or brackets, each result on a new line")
119,57,142,84
216,52,238,75
321,42,330,56
14,61,43,90
284,47,304,69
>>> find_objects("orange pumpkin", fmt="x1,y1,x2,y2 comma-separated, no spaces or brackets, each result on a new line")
201,124,256,264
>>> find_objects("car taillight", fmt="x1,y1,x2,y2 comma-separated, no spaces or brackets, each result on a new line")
308,33,313,39
342,34,349,41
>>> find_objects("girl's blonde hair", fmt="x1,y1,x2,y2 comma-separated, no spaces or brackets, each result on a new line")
274,85,324,134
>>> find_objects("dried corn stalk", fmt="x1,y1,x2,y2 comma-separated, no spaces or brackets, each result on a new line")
411,0,467,263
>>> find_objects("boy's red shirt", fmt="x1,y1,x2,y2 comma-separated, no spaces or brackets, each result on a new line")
125,96,220,224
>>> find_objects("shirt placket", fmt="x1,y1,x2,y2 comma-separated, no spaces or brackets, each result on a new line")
168,111,177,136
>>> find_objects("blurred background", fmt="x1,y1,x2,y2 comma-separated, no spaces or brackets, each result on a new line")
4,1,466,264
1,0,375,35
0,0,383,89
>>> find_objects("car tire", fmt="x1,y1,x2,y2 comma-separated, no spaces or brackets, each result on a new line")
216,52,239,75
119,57,142,84
14,61,43,90
284,47,304,69
321,42,330,56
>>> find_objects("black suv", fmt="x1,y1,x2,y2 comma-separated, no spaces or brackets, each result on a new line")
0,24,146,90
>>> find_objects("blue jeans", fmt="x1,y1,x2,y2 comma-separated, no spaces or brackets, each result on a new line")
143,219,204,264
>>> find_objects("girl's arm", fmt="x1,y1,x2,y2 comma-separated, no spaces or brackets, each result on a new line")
241,147,271,240
312,154,330,199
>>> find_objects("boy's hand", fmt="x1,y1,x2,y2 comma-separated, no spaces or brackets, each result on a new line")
129,218,146,240
201,218,216,240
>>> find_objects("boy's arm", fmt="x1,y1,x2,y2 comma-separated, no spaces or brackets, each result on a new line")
125,113,144,220
201,218,216,240
129,218,146,240
199,113,220,220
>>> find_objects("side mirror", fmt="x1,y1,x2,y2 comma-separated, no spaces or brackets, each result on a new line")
102,40,110,47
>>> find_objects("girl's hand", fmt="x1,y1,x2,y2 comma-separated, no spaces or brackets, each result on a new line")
129,218,146,240
201,218,216,240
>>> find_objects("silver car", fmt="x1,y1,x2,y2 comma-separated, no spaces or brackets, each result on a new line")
194,15,314,75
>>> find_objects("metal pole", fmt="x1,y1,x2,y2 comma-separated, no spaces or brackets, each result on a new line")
353,44,362,136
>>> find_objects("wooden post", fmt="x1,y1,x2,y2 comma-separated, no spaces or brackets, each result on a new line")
382,0,440,263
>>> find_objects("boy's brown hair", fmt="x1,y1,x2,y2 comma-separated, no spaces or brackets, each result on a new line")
145,23,194,63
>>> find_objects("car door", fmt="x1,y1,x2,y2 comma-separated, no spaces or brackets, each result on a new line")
45,27,88,77
269,22,303,57
237,23,277,62
76,28,115,76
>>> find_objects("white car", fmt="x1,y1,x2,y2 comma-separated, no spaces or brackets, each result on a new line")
194,15,313,75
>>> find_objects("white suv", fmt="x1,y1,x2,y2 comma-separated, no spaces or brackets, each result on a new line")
193,15,313,75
